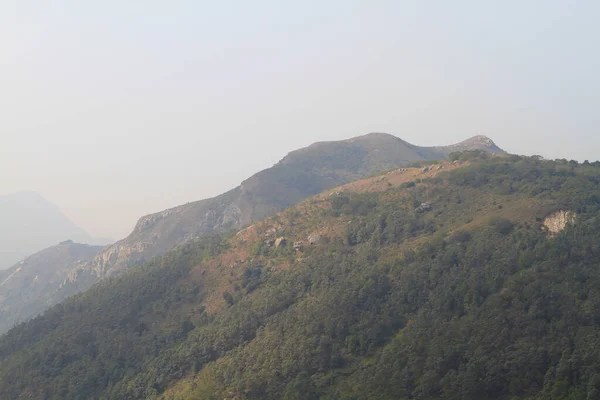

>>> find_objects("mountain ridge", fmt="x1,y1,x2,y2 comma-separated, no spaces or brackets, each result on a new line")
0,133,504,335
87,133,504,279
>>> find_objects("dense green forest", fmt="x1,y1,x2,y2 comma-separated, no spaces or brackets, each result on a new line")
1,154,600,400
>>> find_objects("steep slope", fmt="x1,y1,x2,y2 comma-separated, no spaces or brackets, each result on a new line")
0,191,110,270
86,133,503,279
0,241,102,334
1,154,599,400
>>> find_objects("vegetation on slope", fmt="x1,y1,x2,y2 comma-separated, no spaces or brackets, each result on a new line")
1,154,599,400
6,134,501,347
0,242,103,335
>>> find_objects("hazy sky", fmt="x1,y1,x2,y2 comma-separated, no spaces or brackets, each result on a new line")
1,1,599,239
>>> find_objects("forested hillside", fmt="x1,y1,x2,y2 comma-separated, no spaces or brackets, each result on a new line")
1,153,599,400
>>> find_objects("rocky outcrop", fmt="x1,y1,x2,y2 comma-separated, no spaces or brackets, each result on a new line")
134,209,175,234
307,233,322,245
274,237,288,248
86,188,247,278
544,210,575,236
87,239,153,277
433,135,505,156
415,202,433,213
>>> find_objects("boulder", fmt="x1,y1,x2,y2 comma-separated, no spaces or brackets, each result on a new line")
307,233,322,245
275,237,287,248
415,202,432,213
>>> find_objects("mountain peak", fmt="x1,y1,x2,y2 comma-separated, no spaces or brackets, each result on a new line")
436,134,505,155
344,132,412,146
0,191,50,206
346,132,504,154
0,192,107,270
346,132,400,141
460,134,497,146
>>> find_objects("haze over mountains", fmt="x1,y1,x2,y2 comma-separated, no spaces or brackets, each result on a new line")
0,191,111,270
2,2,598,398
0,133,503,335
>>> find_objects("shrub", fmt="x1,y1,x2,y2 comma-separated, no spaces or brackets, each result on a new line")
488,217,515,235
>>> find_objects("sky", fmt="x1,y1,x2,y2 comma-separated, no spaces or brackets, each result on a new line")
1,1,599,240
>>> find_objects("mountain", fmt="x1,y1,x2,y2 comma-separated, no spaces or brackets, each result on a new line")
1,153,599,399
0,241,102,334
86,133,505,279
0,133,502,336
433,134,505,155
0,191,110,270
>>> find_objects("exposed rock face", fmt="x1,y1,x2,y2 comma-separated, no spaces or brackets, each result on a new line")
134,209,174,234
275,237,287,248
88,240,153,277
415,202,433,213
87,188,246,277
544,211,575,235
307,233,322,245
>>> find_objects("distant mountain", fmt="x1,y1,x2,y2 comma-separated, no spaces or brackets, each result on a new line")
0,241,102,334
86,133,504,278
0,191,110,270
